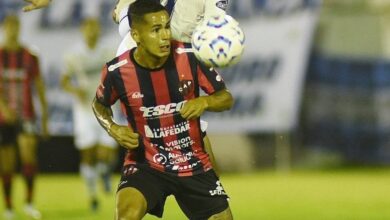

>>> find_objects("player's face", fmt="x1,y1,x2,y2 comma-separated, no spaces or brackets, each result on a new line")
81,19,100,49
2,16,20,42
137,11,171,59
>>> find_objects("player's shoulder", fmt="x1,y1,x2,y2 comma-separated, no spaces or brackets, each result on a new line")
23,45,40,58
172,40,192,55
172,40,199,65
172,40,186,48
106,51,132,73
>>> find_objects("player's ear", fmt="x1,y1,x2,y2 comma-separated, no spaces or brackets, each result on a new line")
131,29,140,44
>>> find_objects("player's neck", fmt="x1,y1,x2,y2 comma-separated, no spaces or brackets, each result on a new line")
3,39,21,51
86,40,98,50
133,48,168,70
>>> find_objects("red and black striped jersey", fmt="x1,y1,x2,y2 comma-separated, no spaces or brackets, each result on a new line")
0,47,40,123
96,41,226,176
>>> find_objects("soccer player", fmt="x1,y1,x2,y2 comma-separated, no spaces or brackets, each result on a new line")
23,0,227,175
0,14,48,220
61,17,118,211
0,99,18,220
92,1,234,219
113,0,228,175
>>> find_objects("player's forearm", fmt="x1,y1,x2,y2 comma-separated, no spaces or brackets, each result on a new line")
203,135,220,177
201,89,233,112
35,77,48,117
92,98,116,135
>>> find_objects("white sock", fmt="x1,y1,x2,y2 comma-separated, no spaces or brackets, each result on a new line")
80,164,98,199
96,162,110,176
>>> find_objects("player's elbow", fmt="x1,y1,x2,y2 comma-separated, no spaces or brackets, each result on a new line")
216,89,233,111
225,92,234,110
91,98,99,115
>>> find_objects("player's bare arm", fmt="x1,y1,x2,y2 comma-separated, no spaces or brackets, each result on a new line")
203,135,220,176
23,0,52,12
60,73,88,103
35,75,49,137
92,98,139,149
180,89,233,120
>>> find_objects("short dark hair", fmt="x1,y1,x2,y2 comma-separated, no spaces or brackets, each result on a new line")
127,0,167,28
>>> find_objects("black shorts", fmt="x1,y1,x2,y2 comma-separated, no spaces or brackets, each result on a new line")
0,124,18,146
118,164,230,219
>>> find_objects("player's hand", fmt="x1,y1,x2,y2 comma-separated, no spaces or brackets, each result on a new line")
0,103,16,123
23,0,51,12
180,97,208,120
41,113,49,139
112,6,119,24
109,124,139,150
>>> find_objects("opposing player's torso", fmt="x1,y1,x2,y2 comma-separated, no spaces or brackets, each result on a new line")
169,0,206,42
66,45,114,108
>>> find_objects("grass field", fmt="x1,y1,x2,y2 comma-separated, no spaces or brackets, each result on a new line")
2,168,390,220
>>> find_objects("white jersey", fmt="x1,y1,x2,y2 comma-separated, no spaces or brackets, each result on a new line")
64,44,117,149
170,0,228,42
64,44,114,109
116,0,228,55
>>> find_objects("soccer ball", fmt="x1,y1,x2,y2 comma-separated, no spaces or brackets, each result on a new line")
191,14,245,68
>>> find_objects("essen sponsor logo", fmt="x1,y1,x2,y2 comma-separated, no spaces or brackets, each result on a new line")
140,101,186,118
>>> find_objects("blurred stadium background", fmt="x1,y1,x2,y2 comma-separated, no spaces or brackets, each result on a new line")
1,0,390,219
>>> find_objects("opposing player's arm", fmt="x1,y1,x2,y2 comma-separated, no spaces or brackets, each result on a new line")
60,69,88,102
60,72,75,93
204,0,229,17
92,98,139,150
23,0,52,12
180,89,233,120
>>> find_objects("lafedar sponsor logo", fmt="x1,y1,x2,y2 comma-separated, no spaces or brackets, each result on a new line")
144,123,190,138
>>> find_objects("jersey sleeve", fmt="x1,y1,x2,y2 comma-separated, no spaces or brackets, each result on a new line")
204,0,228,18
197,62,226,95
96,64,119,106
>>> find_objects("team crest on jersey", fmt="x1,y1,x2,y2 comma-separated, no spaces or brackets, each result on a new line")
216,0,228,11
178,80,194,96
